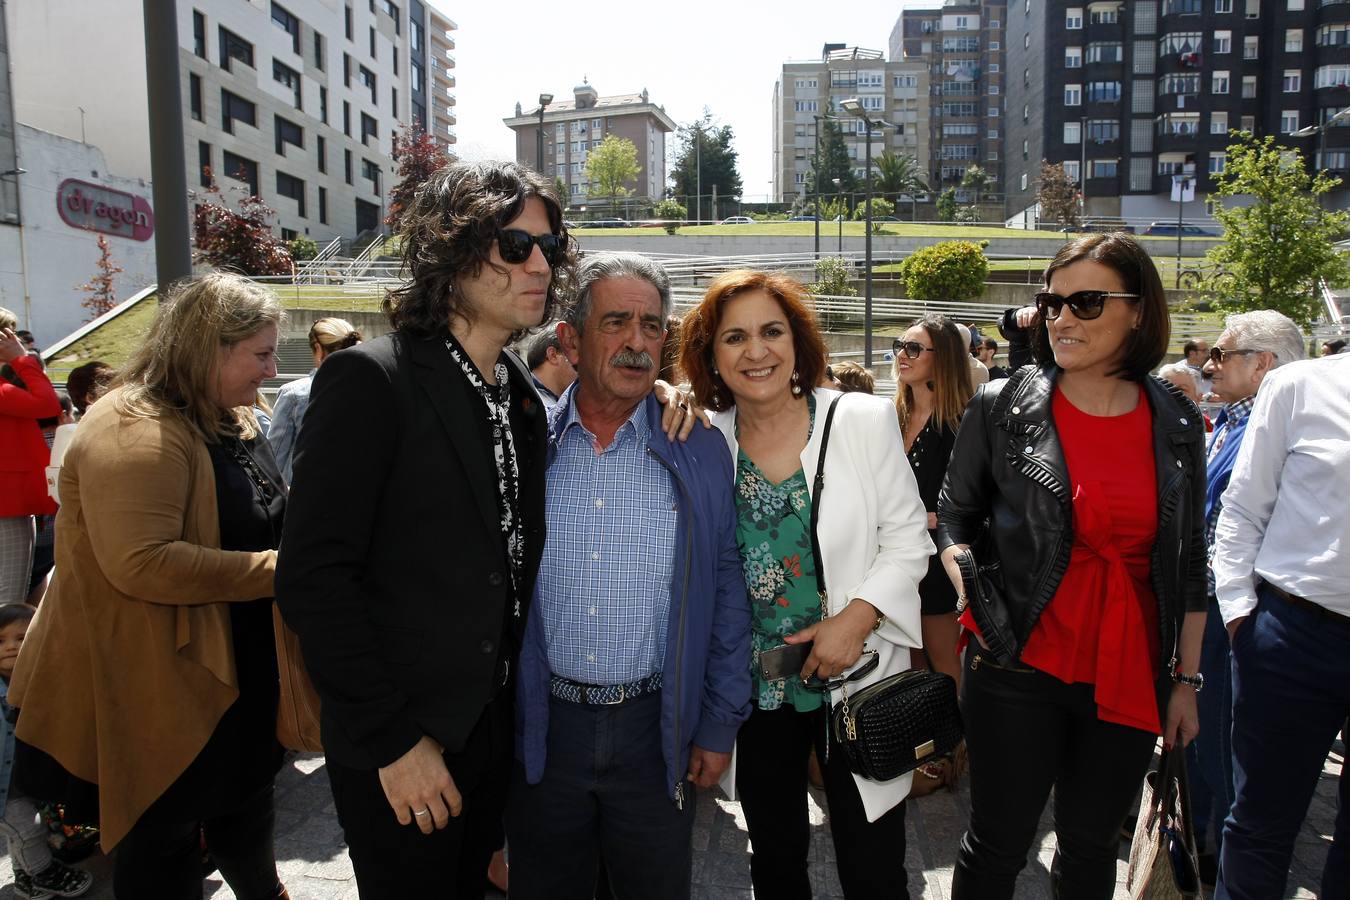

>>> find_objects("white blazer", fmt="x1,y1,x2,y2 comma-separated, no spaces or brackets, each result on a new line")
712,387,934,821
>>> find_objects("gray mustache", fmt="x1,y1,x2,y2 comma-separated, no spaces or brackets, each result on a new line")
611,350,654,369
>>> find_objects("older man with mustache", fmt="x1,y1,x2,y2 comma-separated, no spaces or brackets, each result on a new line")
505,252,751,900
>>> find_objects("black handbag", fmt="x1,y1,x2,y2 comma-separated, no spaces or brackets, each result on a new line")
810,395,965,782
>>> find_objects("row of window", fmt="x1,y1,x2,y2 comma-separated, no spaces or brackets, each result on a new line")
200,139,384,220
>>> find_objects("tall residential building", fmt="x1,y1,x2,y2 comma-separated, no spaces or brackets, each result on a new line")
423,5,457,152
772,46,930,204
892,1,1007,196
503,82,676,210
1003,0,1349,224
7,0,456,243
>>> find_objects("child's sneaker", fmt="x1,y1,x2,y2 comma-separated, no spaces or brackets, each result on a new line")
12,869,55,900
28,860,92,898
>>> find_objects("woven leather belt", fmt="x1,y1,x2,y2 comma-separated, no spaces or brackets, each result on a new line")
549,672,663,706
1267,584,1350,629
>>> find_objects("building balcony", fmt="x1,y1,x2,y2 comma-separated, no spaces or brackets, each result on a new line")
1319,0,1350,23
1316,42,1350,66
1157,92,1201,112
1155,129,1200,152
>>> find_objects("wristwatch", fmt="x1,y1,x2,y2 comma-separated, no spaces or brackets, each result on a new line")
1172,669,1204,691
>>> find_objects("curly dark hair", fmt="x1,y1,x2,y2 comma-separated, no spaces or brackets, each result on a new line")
383,161,576,339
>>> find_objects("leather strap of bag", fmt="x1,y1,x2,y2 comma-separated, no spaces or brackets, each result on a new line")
809,395,842,605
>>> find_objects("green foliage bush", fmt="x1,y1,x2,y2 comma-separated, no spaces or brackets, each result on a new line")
288,235,319,262
810,257,858,297
850,197,895,220
653,199,688,235
898,240,990,302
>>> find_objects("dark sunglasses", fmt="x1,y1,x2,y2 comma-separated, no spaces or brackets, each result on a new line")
802,651,880,691
1034,290,1140,321
892,339,937,359
497,229,566,266
1208,346,1263,365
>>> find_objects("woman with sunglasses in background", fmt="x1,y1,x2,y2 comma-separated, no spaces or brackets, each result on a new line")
681,270,932,899
891,317,973,795
937,233,1207,899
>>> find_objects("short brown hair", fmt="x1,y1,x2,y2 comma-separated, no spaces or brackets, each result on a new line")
680,269,828,412
830,360,875,394
1038,232,1170,381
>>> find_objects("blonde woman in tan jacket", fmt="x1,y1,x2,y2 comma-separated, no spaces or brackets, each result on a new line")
11,273,291,900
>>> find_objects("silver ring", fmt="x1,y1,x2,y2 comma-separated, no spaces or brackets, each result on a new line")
414,808,431,818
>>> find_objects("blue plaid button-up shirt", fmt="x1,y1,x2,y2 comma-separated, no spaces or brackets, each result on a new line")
536,394,678,685
1205,396,1255,597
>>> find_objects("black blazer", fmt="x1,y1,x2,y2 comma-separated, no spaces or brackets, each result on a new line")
275,332,547,770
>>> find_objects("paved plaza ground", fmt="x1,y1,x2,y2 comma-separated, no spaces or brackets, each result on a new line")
1,737,1340,899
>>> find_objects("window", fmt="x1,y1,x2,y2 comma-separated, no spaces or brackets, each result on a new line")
271,2,301,54
275,115,304,155
1284,70,1302,92
1213,70,1230,93
1158,158,1186,176
369,26,376,59
359,65,377,104
1090,7,1118,24
990,18,1000,28
1066,7,1083,28
273,59,302,109
343,100,351,136
384,0,400,33
221,150,258,196
392,86,397,114
362,158,380,185
1087,42,1124,63
1159,31,1202,56
1064,121,1082,144
1090,159,1118,178
1024,67,1031,86
1134,42,1157,73
1287,0,1304,8
360,112,378,146
989,63,1001,73
1132,117,1154,151
1159,72,1201,95
313,32,325,70
989,84,1000,95
1020,172,1029,191
318,186,327,225
220,89,256,133
1023,104,1030,122
990,41,1001,50
411,59,425,94
1245,0,1259,15
1157,112,1199,135
1063,161,1081,182
1065,84,1082,105
189,73,202,121
276,171,305,217
1215,0,1232,9
410,17,422,51
218,27,253,71
1242,74,1257,97
989,106,1000,117
317,135,326,173
1241,114,1255,131
1213,31,1231,53
1211,111,1229,134
198,141,211,186
343,52,351,87
344,148,353,184
1286,30,1303,53
1086,119,1119,142
1243,35,1258,59
1209,152,1226,173
794,100,819,112
1066,47,1083,68
1319,24,1350,47
193,10,206,59
988,128,1000,138
1281,110,1299,133
1025,32,1031,48
319,86,328,124
344,4,353,40
1086,81,1122,102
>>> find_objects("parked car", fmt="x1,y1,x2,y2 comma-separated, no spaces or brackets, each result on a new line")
1142,222,1219,237
788,215,819,222
589,218,632,228
563,220,579,230
720,216,755,225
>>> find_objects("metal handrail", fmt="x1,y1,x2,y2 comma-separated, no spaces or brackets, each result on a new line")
294,237,343,284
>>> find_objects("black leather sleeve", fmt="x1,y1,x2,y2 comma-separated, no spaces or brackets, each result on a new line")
937,382,1001,551
1182,411,1209,614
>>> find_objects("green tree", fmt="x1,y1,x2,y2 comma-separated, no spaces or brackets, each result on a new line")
1199,132,1350,329
670,113,743,220
960,164,993,206
936,188,958,222
288,235,319,262
653,199,687,235
585,134,641,216
874,150,928,199
1036,161,1081,228
851,197,895,233
553,176,569,207
899,240,990,302
810,257,858,297
808,114,858,207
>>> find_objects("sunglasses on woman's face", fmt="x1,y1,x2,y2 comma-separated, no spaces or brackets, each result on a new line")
1033,290,1140,322
497,229,566,266
892,339,936,359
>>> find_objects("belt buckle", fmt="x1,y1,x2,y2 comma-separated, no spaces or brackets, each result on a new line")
594,684,626,706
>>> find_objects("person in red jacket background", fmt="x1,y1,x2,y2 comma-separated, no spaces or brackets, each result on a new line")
0,310,60,605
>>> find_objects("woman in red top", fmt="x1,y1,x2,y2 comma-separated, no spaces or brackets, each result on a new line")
937,234,1208,899
0,312,60,604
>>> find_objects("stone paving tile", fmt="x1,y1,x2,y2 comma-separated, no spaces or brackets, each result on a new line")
1,739,1339,898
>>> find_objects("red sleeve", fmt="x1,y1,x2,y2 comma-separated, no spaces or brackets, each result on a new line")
0,356,61,419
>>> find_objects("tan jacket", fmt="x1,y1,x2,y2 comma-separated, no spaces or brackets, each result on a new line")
9,388,276,850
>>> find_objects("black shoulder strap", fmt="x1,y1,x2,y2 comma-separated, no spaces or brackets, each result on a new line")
809,395,842,598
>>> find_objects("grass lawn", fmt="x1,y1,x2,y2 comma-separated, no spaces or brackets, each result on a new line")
568,222,1220,243
43,294,161,382
266,283,388,312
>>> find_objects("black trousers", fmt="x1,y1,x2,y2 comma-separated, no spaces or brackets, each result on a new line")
113,783,280,900
326,694,512,900
952,645,1157,900
736,704,909,900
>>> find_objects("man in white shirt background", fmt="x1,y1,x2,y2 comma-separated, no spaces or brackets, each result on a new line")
1212,350,1350,900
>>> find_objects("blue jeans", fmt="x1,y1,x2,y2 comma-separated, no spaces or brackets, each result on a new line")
1217,585,1350,900
1186,595,1234,855
505,691,695,900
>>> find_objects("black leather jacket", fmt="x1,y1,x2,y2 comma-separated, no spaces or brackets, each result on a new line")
937,366,1208,679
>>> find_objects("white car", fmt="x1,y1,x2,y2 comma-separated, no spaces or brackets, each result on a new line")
720,216,755,224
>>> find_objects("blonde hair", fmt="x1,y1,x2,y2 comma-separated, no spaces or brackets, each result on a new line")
309,317,363,356
0,307,16,332
114,272,283,443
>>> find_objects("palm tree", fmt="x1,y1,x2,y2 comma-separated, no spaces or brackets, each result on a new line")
874,151,928,220
960,164,994,207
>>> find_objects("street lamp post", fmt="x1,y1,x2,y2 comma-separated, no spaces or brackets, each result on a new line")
536,93,553,175
841,98,896,371
832,178,843,253
1292,105,1350,209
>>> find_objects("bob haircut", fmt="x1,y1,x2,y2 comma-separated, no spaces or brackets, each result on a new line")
1036,232,1170,382
114,272,283,443
679,269,828,413
384,161,577,340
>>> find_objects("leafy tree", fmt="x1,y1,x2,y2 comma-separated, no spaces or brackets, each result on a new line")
955,205,982,224
670,113,743,220
289,235,319,262
553,176,569,207
1036,161,1081,228
1198,132,1350,329
653,199,687,235
78,235,123,322
386,122,451,231
585,134,641,215
899,240,990,302
807,114,858,210
960,164,993,206
192,170,293,276
874,150,928,201
851,197,895,233
810,257,858,297
936,188,958,223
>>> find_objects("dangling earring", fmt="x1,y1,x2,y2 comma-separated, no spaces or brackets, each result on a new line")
791,371,803,396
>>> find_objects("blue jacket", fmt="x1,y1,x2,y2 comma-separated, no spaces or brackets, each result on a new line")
0,679,16,817
515,389,751,805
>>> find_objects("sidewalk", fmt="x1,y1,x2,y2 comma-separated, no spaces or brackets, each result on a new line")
2,737,1340,899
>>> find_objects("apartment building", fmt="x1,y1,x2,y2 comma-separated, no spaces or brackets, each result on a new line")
1003,0,1349,224
503,82,675,210
7,0,457,243
772,45,930,204
424,4,457,152
891,1,1008,196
